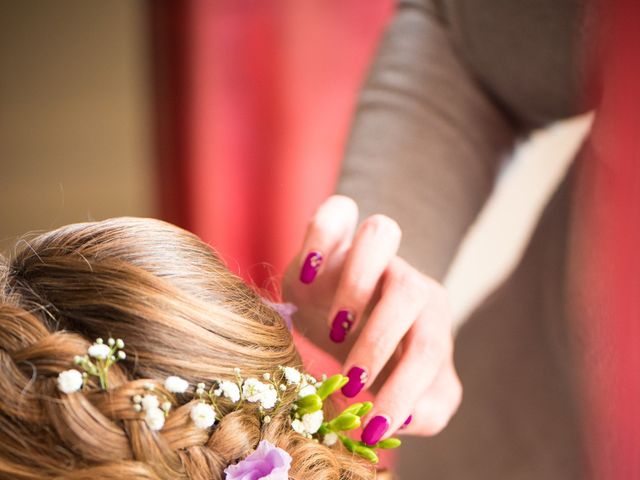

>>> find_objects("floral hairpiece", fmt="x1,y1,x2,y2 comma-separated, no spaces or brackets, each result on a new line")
57,337,400,467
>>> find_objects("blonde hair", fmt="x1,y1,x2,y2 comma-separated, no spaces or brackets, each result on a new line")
0,217,374,480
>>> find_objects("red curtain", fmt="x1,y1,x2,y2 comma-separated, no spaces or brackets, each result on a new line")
577,0,640,476
152,0,392,289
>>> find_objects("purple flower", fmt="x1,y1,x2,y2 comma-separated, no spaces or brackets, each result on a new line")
224,440,292,480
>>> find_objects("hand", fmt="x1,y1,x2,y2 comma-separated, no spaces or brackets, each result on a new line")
283,195,462,445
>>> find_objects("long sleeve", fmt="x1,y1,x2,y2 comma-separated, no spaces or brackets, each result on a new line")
337,0,516,280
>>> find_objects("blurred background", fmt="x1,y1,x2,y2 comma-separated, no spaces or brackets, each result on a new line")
0,1,593,476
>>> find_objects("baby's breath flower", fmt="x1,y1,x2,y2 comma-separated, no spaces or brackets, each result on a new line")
219,380,240,403
262,372,271,381
117,351,126,360
144,407,165,430
132,394,142,403
141,394,160,411
161,401,172,413
282,367,301,385
197,382,206,390
260,385,278,410
191,403,216,429
301,410,323,434
107,338,115,346
291,419,305,435
164,376,189,393
233,367,241,375
115,339,125,349
279,384,287,392
87,343,111,360
133,404,142,412
298,383,317,398
242,378,268,403
57,369,83,393
263,415,271,424
322,432,338,446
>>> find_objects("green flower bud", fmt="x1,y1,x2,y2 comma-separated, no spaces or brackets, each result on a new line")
340,402,364,416
316,374,347,400
296,393,323,415
356,401,373,417
340,436,357,452
353,445,379,464
329,412,361,431
376,438,402,449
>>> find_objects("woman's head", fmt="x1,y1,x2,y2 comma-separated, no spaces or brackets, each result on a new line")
0,218,373,479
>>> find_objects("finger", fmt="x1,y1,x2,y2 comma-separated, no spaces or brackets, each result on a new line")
359,284,454,445
340,257,426,395
327,215,402,343
298,195,358,284
399,360,462,436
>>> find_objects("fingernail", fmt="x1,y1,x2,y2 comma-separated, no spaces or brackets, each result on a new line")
361,415,390,446
330,310,355,343
400,414,413,430
300,251,323,284
341,366,368,398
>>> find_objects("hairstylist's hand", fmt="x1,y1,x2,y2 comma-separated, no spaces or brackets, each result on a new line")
283,195,462,445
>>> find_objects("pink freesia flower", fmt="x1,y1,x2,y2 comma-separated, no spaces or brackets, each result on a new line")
224,440,292,480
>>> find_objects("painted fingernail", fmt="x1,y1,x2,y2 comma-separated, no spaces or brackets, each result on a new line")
400,414,413,430
330,310,355,343
300,251,323,284
341,366,368,398
361,415,390,446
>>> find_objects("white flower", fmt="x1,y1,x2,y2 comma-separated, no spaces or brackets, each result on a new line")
242,378,278,409
164,376,189,393
144,407,165,431
301,410,324,434
298,383,317,398
141,394,160,411
260,385,278,410
291,419,306,434
323,432,338,446
57,369,83,393
282,367,301,385
191,402,216,429
242,378,268,403
87,343,111,360
219,380,240,403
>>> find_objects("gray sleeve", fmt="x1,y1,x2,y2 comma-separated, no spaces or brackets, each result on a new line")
337,0,516,280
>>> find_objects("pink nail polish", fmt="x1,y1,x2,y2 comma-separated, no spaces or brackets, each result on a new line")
361,415,390,446
341,366,368,398
330,310,354,343
400,414,413,429
300,251,323,284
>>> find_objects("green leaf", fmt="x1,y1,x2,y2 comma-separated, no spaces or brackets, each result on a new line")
353,445,379,464
329,413,361,431
356,401,373,417
316,374,347,400
376,438,402,449
296,394,322,415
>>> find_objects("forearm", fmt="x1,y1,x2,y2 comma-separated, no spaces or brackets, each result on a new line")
337,0,516,280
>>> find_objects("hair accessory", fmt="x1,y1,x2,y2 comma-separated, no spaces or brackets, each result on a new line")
224,440,291,480
57,337,126,392
57,336,401,464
